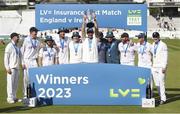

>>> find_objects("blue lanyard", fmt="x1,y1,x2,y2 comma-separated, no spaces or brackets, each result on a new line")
139,42,146,56
12,42,19,55
123,43,129,56
47,47,53,59
74,43,79,54
31,39,37,49
154,41,159,57
60,39,65,50
88,39,92,49
108,42,115,54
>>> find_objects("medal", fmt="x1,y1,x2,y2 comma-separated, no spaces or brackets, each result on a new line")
123,43,129,58
31,39,37,49
139,42,146,56
154,41,159,58
108,42,115,58
88,39,92,52
60,39,65,53
74,43,79,55
47,47,53,61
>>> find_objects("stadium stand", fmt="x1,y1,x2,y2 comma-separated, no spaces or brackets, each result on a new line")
1,9,179,39
0,0,180,39
173,17,180,30
15,10,35,35
0,11,21,35
148,15,158,31
147,15,180,38
0,10,35,36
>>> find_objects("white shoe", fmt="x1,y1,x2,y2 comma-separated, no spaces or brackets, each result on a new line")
23,96,27,100
159,100,166,105
18,99,22,102
14,98,22,102
7,100,15,104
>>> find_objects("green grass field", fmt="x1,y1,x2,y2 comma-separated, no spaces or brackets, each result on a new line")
0,39,180,113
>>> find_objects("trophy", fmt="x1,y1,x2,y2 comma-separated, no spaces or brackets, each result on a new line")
84,9,95,28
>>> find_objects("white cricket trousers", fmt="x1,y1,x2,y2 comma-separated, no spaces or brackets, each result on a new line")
7,69,19,101
140,66,153,97
23,59,38,97
152,67,166,101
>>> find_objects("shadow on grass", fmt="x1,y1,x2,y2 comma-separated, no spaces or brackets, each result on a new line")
155,93,180,106
0,88,179,112
153,88,180,92
166,93,180,104
0,106,31,113
166,88,180,91
153,88,180,106
0,104,51,113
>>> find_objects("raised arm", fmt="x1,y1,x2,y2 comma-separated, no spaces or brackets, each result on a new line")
94,14,99,38
81,15,86,39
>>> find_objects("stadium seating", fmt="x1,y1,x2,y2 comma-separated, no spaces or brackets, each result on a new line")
15,10,35,35
0,11,21,35
148,15,158,31
1,9,180,39
0,10,35,36
173,17,180,31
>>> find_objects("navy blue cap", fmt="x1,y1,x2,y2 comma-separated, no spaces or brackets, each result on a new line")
58,28,66,34
136,33,146,39
87,28,94,33
152,32,160,38
45,36,53,42
105,31,114,38
72,32,81,38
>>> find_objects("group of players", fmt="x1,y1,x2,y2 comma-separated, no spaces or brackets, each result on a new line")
4,15,168,105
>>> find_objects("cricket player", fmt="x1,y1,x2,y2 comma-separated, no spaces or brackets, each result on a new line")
97,32,107,63
136,33,153,95
136,33,152,68
81,14,98,63
69,32,83,64
54,28,70,64
118,32,136,66
4,33,21,103
21,27,40,98
105,31,120,64
39,36,58,66
151,32,168,104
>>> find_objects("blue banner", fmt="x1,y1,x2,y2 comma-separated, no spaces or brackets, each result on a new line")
29,64,151,105
35,4,147,31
